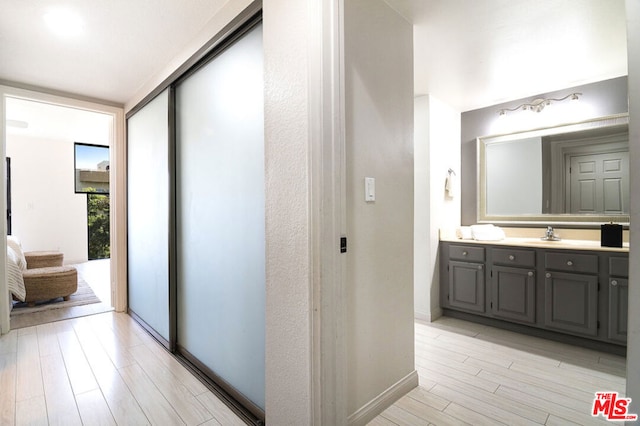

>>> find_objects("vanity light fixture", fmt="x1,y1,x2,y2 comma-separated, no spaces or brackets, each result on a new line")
498,92,582,116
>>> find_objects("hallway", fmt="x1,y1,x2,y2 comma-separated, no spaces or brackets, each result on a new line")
0,311,245,425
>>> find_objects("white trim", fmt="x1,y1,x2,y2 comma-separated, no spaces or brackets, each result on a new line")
347,370,419,426
0,85,127,335
431,307,443,321
415,307,443,323
309,0,347,424
0,94,8,334
414,311,430,322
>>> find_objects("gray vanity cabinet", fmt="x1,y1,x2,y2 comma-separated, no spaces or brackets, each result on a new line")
440,241,629,349
490,248,536,324
544,271,599,337
608,257,629,343
543,252,599,337
447,245,485,313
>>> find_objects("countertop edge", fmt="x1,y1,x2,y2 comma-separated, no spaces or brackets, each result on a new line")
439,237,629,253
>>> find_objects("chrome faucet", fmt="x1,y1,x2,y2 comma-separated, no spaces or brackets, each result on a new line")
542,226,560,241
546,226,554,239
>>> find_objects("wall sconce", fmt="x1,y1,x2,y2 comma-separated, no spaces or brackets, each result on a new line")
498,92,581,116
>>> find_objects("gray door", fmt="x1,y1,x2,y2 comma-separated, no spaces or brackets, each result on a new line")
491,266,535,324
544,271,598,336
448,261,485,313
608,277,628,343
569,151,629,214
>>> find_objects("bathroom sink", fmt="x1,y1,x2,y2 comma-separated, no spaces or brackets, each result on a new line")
504,237,602,248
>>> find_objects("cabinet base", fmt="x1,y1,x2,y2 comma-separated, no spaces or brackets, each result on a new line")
442,309,626,357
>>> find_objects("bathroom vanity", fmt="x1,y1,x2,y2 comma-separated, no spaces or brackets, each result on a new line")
439,237,628,351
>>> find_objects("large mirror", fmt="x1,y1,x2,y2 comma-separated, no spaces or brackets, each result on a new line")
478,114,629,225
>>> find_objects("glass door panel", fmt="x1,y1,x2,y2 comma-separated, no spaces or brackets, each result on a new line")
127,89,170,342
175,23,264,410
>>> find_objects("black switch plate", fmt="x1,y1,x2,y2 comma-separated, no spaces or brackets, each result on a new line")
340,236,347,253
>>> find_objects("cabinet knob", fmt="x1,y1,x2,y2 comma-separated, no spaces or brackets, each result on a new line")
546,272,551,278
528,271,534,277
478,265,483,270
462,251,468,256
509,255,515,261
612,280,618,286
566,260,573,266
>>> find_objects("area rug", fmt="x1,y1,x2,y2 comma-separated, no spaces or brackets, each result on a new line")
11,277,100,315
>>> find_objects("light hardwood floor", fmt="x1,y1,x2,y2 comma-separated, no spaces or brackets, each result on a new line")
1,310,627,425
0,311,245,425
369,316,627,426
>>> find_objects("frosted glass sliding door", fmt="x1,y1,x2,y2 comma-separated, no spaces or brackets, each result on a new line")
176,23,265,410
127,89,171,342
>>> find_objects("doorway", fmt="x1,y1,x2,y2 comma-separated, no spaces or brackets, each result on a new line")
3,96,117,321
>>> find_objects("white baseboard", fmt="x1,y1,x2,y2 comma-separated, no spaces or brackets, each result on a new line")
347,370,419,426
414,307,443,323
430,307,443,321
414,311,429,322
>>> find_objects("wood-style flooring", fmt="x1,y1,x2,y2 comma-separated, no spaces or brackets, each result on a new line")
0,311,245,425
369,316,627,426
1,308,626,425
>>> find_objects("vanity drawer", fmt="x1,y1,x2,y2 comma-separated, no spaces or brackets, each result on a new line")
545,252,598,274
609,257,629,277
492,248,535,268
449,245,485,262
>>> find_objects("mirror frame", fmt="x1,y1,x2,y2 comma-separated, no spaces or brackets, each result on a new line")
477,113,629,226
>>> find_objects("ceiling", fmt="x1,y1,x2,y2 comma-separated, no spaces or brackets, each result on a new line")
6,97,112,145
0,0,227,105
385,0,628,111
0,0,628,113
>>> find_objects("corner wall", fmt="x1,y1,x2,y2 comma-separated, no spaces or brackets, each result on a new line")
345,0,417,421
414,95,461,322
625,0,640,415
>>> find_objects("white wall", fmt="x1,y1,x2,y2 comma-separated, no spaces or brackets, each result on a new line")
345,0,417,421
6,134,88,264
263,1,314,422
414,95,461,322
625,0,640,415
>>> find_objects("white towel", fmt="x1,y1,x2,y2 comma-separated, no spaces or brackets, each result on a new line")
470,224,505,241
456,226,473,239
445,174,456,198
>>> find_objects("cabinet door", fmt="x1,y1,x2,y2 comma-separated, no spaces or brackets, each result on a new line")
448,261,485,313
608,277,628,343
492,266,535,324
544,271,598,336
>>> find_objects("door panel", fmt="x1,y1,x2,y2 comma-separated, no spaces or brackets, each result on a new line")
569,151,629,214
127,89,170,342
544,271,598,336
448,261,485,313
608,277,628,343
492,266,535,324
175,23,265,410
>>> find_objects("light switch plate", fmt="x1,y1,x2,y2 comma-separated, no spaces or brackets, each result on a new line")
365,177,375,201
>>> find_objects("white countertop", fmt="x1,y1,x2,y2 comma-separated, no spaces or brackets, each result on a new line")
439,236,629,253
